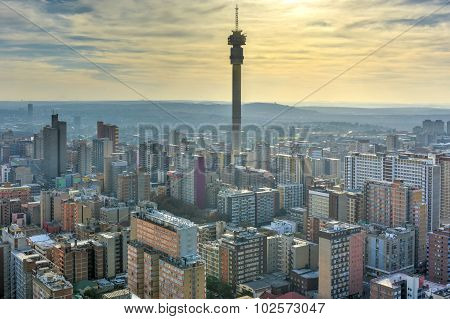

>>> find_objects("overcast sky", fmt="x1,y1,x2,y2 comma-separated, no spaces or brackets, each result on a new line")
0,0,449,105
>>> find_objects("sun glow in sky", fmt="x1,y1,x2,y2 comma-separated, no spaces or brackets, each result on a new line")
0,0,449,105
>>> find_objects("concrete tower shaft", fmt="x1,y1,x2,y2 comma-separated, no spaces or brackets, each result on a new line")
228,5,246,163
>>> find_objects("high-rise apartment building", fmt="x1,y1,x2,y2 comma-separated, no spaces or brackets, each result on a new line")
52,240,105,284
427,225,449,285
92,138,113,173
110,160,128,196
32,268,73,299
98,231,129,279
345,153,385,190
266,234,318,275
97,121,119,152
219,227,266,287
32,133,43,160
40,191,69,227
308,189,330,219
386,134,400,152
277,183,303,210
61,200,77,232
318,221,364,299
255,188,276,226
0,242,10,298
76,140,92,176
365,226,415,277
137,169,151,202
1,225,29,299
199,241,221,280
437,155,450,224
194,155,206,209
42,114,67,179
132,208,198,258
11,249,50,299
1,199,21,226
390,155,441,231
345,153,441,231
330,190,364,224
218,189,256,227
128,208,205,299
364,180,427,265
0,185,31,226
117,172,138,203
0,184,31,204
275,154,308,185
250,141,271,170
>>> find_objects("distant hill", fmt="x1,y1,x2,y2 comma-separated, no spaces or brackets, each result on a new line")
0,101,449,130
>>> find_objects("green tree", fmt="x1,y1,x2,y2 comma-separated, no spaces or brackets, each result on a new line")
206,276,233,299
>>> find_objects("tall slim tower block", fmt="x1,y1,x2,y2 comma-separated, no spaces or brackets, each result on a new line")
228,5,246,163
42,114,67,180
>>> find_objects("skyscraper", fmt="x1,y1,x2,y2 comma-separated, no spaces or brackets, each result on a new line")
0,242,10,298
128,208,205,299
386,134,400,152
92,138,113,173
255,187,276,226
228,5,246,164
97,121,119,152
42,114,67,180
117,172,138,203
219,227,266,287
427,225,449,285
365,225,415,277
76,140,92,176
194,155,206,209
363,180,427,265
437,155,450,224
217,188,256,227
318,221,364,299
345,153,441,231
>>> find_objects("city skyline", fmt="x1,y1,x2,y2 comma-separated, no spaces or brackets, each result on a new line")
0,0,449,305
0,0,449,104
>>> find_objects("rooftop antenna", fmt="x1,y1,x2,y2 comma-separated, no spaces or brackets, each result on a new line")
235,4,239,31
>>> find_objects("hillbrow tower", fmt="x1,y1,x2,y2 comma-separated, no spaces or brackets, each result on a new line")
228,5,246,164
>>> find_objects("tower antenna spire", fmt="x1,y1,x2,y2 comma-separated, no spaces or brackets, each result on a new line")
235,4,239,31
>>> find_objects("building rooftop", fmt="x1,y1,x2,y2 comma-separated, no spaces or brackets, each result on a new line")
102,288,131,299
218,188,254,197
30,234,56,250
320,221,360,234
239,272,289,292
35,269,72,292
371,273,422,289
221,227,264,243
291,268,319,279
432,288,450,299
140,208,196,230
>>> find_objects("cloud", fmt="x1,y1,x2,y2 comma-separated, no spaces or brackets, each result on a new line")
0,0,449,104
42,0,94,15
387,12,450,27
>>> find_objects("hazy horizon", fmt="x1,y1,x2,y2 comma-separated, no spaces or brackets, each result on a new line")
0,100,450,110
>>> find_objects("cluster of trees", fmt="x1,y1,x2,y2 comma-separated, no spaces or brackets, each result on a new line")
206,276,233,299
